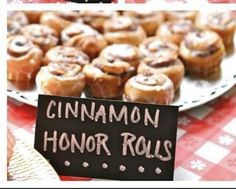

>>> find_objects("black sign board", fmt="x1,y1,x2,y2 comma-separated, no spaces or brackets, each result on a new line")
69,0,112,3
35,95,179,180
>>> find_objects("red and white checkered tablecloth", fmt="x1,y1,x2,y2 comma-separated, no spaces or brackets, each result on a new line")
8,85,236,181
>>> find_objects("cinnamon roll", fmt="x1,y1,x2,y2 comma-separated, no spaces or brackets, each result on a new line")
179,30,225,77
21,24,58,53
44,46,90,67
139,37,179,58
124,11,165,36
7,20,21,37
81,11,118,33
83,56,135,99
36,63,85,97
7,35,43,82
138,51,184,91
166,11,197,22
156,19,195,46
40,11,82,35
7,11,28,27
196,12,236,51
124,73,174,105
104,16,147,46
100,44,141,68
61,23,107,59
24,11,43,23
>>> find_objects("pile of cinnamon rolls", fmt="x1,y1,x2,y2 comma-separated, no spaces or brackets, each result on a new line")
7,11,236,105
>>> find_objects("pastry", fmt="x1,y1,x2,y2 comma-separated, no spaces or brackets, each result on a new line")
156,19,195,46
7,35,43,82
138,50,184,91
7,11,28,27
7,20,21,37
44,46,90,66
40,11,82,35
83,56,135,99
100,44,141,68
196,11,236,51
36,63,86,97
7,129,15,166
104,16,147,46
166,11,197,22
124,11,165,36
124,72,174,105
81,10,118,33
24,11,43,23
61,23,107,59
139,37,179,58
21,24,58,53
179,30,225,77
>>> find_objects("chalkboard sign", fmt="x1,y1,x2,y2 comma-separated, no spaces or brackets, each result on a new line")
68,0,112,3
34,95,179,180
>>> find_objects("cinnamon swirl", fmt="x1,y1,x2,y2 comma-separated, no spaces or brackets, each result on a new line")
7,20,21,37
36,63,85,97
196,12,236,51
7,11,28,27
21,24,58,54
81,10,118,33
7,35,43,82
179,30,225,77
83,56,135,99
139,37,179,58
104,16,147,46
61,23,107,59
138,51,184,91
166,11,197,22
156,19,195,46
124,73,174,105
40,11,82,35
100,44,141,68
44,46,90,67
124,11,165,36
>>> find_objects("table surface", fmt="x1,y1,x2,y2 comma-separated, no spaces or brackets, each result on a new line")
8,85,236,181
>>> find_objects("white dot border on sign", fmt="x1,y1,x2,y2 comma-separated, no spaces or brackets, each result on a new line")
83,162,89,168
64,160,71,167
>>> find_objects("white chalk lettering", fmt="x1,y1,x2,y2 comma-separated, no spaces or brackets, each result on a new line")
131,106,141,123
81,102,95,121
95,133,111,156
144,109,160,128
65,102,78,118
121,132,136,156
46,100,56,119
109,105,128,125
43,131,57,153
59,133,70,151
95,105,106,123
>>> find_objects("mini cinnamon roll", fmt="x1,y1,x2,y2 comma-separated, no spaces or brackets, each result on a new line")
124,73,174,105
138,51,184,91
104,16,147,46
44,46,90,67
83,57,136,99
61,23,107,59
100,44,141,68
7,11,28,27
40,11,82,35
24,11,43,23
21,24,58,53
7,20,21,37
7,35,43,82
124,11,165,36
36,63,85,97
139,37,179,58
196,12,236,51
81,11,118,33
179,30,225,77
166,11,197,22
156,19,195,46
